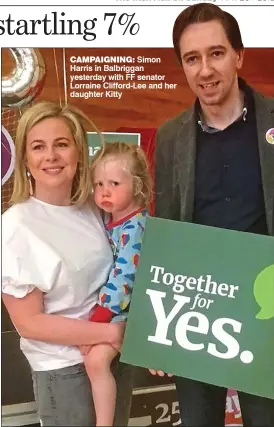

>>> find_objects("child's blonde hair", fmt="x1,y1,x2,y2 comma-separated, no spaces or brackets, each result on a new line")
90,142,153,209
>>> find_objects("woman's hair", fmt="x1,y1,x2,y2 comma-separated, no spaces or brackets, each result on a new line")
173,3,244,64
90,142,153,209
11,101,103,206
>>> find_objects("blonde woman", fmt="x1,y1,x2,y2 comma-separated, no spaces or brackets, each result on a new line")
2,102,133,426
79,142,152,426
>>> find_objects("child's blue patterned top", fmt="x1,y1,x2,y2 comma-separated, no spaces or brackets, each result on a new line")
98,208,148,320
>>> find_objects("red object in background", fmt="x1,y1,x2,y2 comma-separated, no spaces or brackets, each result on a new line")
225,389,243,425
117,127,157,216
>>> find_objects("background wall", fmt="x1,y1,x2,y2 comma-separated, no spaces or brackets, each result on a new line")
2,47,274,211
3,47,274,130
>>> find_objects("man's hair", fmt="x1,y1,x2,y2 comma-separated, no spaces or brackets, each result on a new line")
173,3,244,64
91,142,153,209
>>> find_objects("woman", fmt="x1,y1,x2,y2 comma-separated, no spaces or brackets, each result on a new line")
2,101,133,426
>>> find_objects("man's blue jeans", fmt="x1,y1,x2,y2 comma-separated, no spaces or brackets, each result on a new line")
175,377,274,427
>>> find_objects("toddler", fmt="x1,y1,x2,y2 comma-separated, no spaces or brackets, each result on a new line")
81,141,152,426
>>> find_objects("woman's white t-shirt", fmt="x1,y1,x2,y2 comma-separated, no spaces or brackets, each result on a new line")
2,197,113,371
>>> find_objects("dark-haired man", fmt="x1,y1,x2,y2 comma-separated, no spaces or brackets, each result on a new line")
155,3,274,426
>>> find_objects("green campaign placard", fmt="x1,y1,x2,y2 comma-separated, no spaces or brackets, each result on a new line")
121,217,274,399
87,132,140,158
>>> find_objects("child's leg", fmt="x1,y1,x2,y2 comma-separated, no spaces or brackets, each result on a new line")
84,344,118,427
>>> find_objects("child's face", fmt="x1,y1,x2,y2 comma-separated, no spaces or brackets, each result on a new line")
93,155,138,221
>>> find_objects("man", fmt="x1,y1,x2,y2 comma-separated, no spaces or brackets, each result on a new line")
154,3,274,427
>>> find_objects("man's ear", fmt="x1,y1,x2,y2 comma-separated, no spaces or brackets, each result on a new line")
236,48,245,70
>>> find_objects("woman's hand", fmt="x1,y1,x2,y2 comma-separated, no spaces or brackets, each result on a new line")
149,369,173,377
109,321,126,352
79,344,92,355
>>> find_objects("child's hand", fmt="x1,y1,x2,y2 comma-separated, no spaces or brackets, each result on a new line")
79,345,92,355
149,369,173,377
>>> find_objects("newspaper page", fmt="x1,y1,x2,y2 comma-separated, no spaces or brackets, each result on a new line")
1,1,273,426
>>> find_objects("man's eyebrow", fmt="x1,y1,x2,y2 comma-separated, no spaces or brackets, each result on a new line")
182,50,198,60
208,44,227,51
182,45,227,60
